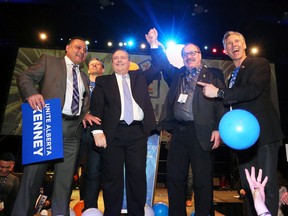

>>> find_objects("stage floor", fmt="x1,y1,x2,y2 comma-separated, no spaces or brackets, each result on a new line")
67,188,243,216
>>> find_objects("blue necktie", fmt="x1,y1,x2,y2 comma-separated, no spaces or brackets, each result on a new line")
229,67,240,88
71,64,79,115
186,68,198,82
122,75,133,125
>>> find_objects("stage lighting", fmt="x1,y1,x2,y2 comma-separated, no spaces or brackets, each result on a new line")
39,33,47,41
127,40,134,46
166,40,176,48
251,47,258,55
140,43,146,49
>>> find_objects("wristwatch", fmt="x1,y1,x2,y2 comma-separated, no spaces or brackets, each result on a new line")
217,89,225,98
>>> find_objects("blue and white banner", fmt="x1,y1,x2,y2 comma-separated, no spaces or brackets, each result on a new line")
21,98,63,165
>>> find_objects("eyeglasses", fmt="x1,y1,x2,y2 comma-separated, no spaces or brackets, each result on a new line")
182,51,201,58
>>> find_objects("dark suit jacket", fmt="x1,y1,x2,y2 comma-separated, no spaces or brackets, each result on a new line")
17,54,90,138
90,66,159,145
151,48,226,151
222,57,283,145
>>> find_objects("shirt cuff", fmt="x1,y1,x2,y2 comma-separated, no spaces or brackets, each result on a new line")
150,44,159,49
91,130,103,135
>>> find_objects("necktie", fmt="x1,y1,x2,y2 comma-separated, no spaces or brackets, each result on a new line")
186,68,198,82
71,64,80,115
122,75,133,125
229,67,240,88
191,68,198,77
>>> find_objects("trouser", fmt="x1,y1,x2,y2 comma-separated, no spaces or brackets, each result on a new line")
236,141,280,216
167,123,214,216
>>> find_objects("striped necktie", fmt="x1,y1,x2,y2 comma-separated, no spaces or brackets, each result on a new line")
71,64,79,115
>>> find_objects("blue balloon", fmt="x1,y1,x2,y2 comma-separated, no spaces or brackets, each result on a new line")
219,109,260,150
152,202,168,216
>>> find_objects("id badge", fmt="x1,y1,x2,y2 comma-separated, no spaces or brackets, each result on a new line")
177,93,188,103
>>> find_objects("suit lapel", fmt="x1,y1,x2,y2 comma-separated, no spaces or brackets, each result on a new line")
129,71,137,92
168,72,184,105
59,59,67,107
110,73,121,108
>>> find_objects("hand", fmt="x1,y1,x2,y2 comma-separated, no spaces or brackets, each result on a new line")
197,82,219,98
145,28,159,46
211,130,221,149
281,192,288,205
82,113,101,128
27,94,45,110
245,166,270,215
93,133,107,148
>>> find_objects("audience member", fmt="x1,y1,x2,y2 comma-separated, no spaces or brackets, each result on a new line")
12,36,99,216
90,48,160,215
0,152,19,216
245,166,271,216
198,31,284,216
146,28,225,216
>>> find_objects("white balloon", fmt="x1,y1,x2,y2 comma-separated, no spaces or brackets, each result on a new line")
82,207,103,216
145,204,155,216
70,208,76,216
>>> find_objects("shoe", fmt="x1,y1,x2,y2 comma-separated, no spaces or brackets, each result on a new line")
186,200,193,207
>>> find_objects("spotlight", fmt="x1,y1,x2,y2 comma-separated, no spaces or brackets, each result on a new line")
127,40,134,46
140,43,146,49
166,40,176,48
251,47,258,55
39,33,47,41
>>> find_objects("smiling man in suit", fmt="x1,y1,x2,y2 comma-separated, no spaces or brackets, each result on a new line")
198,31,284,216
90,49,159,216
146,28,226,216
12,36,99,216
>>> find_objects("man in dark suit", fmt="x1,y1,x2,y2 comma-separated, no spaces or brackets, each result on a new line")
146,28,226,216
198,31,284,216
12,36,99,216
90,49,159,216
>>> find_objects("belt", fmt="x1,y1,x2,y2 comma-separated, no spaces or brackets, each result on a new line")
177,121,194,126
62,114,79,121
118,120,142,126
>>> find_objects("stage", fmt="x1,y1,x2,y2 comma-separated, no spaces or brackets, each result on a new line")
66,188,244,216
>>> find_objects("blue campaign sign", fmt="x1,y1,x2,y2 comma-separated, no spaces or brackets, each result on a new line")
121,133,161,213
21,98,64,165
